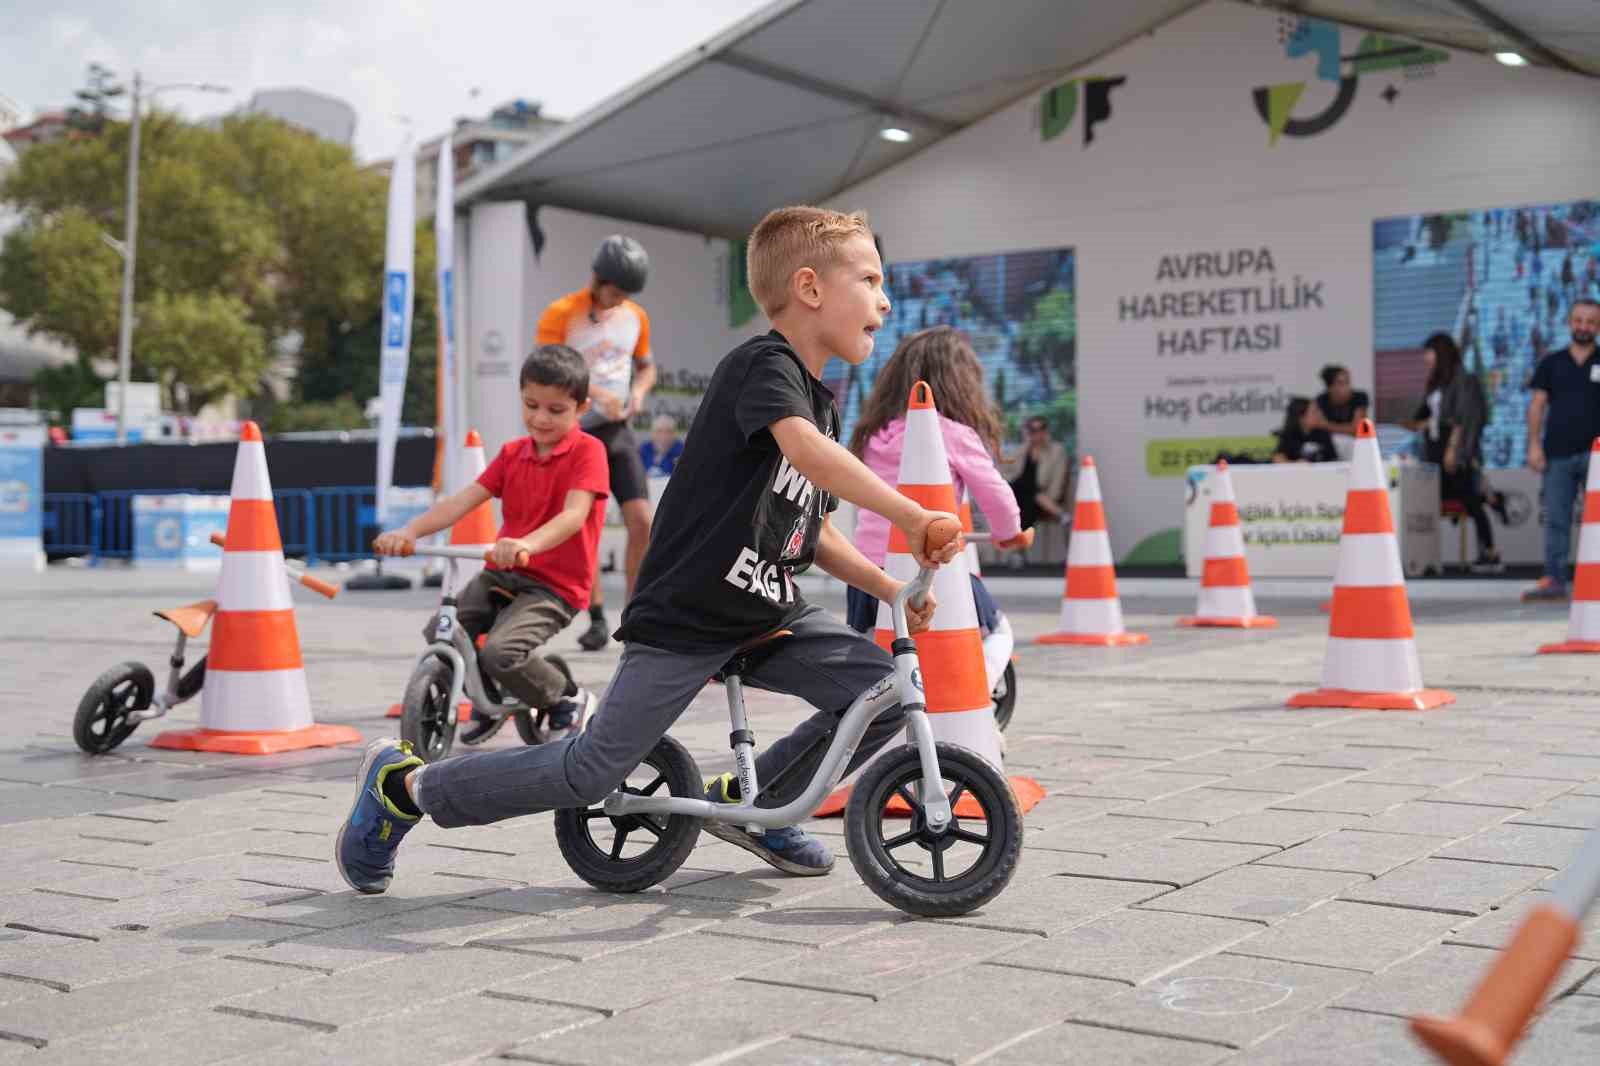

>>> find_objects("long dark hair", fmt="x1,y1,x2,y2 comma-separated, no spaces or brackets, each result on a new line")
848,326,1003,458
1422,332,1463,393
1279,396,1311,439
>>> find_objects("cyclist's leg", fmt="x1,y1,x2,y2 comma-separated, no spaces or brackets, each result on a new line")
972,575,1011,692
605,423,652,600
480,583,576,708
412,639,730,827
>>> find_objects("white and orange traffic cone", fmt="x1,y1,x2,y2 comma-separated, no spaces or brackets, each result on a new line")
1179,459,1277,629
389,428,494,719
1539,437,1600,654
151,423,362,755
1411,825,1600,1065
1289,420,1453,711
1037,457,1148,647
816,382,1042,816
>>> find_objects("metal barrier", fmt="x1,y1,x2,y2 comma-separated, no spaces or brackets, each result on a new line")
42,493,100,557
39,486,385,564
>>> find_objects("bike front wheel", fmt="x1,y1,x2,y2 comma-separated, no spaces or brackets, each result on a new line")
845,741,1023,917
400,655,457,763
74,662,154,754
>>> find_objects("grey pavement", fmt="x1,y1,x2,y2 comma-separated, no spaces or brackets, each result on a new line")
2,564,1600,1064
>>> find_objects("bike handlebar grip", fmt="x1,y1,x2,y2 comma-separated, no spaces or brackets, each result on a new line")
480,549,533,566
297,572,340,599
924,516,962,555
210,532,225,548
996,528,1036,551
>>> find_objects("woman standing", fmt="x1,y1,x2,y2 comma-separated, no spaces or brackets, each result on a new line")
1409,332,1502,571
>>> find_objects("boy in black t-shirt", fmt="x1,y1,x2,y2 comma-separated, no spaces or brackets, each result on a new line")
336,206,960,892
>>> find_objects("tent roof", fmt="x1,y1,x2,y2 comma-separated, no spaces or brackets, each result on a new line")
458,0,1598,239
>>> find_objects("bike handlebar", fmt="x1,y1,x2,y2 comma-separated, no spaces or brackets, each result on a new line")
209,532,339,599
396,543,531,567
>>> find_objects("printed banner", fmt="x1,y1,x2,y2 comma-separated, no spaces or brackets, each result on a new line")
375,134,416,525
436,141,464,491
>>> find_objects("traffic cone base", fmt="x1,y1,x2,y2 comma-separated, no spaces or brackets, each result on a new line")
1179,615,1278,629
149,722,362,756
1288,687,1454,711
1038,631,1150,646
1537,640,1600,654
386,700,471,719
815,776,1046,818
1409,904,1580,1066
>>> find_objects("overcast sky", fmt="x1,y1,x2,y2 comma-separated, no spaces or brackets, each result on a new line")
6,0,772,161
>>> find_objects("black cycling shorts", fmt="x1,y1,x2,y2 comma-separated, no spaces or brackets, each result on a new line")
585,420,649,505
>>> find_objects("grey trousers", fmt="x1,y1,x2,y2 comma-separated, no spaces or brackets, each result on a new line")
450,570,576,709
412,605,903,828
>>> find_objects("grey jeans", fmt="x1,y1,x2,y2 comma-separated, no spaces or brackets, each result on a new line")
448,569,576,709
412,606,903,828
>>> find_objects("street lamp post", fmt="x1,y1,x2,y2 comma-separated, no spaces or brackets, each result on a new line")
113,74,229,445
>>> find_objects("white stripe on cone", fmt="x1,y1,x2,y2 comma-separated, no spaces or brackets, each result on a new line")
1203,523,1246,561
1334,534,1407,587
216,551,293,611
1578,532,1600,565
897,408,951,484
1322,637,1423,694
1060,597,1124,635
1349,441,1386,490
1067,529,1114,567
230,441,273,501
1569,602,1600,641
202,669,314,733
1197,585,1256,619
880,551,980,632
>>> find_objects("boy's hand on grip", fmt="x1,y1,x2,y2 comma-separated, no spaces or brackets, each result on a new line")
490,537,530,568
905,585,939,634
373,530,415,557
906,511,962,568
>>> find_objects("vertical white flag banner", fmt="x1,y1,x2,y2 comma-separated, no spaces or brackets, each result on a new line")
375,134,416,526
435,138,462,491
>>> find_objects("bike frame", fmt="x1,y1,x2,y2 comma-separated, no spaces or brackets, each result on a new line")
405,547,527,722
126,627,192,723
607,535,992,835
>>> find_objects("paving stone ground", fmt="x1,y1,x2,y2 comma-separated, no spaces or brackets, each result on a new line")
3,565,1600,1064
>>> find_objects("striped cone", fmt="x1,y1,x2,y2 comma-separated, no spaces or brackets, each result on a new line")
389,429,493,718
1289,419,1453,711
1037,457,1148,646
1539,437,1600,654
152,423,362,755
815,382,1042,816
1179,459,1277,629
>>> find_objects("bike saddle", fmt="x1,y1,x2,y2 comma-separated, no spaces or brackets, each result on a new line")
153,600,218,638
713,629,793,682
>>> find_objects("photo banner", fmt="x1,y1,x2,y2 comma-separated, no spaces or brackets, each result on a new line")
375,134,416,525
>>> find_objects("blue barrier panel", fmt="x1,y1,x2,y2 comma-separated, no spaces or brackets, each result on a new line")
273,488,316,562
311,486,378,562
42,493,99,557
96,490,139,559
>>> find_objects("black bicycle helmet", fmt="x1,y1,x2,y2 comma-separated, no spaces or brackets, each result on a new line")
592,235,649,294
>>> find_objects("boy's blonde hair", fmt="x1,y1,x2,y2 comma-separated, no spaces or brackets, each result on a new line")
746,206,873,318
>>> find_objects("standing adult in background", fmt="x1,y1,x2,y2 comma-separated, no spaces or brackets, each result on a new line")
1004,416,1069,532
536,235,656,650
1313,364,1369,439
1407,333,1501,572
1524,299,1600,601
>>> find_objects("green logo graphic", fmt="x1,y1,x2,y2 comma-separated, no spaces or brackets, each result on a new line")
1253,17,1449,145
1040,76,1126,146
728,239,758,329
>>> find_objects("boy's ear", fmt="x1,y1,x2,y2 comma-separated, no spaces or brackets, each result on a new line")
576,396,592,416
792,266,822,311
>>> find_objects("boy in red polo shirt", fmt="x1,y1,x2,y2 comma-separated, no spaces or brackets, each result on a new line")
373,344,607,744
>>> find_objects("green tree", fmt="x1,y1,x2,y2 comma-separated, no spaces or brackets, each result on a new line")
0,88,433,423
66,63,124,135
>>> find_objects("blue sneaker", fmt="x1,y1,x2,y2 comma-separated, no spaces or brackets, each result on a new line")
335,739,424,894
701,773,834,876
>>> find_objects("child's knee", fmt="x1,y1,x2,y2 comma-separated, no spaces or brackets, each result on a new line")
480,634,525,678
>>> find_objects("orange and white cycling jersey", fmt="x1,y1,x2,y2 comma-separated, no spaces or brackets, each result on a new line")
536,289,651,424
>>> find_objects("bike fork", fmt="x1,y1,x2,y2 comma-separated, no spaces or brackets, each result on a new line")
891,638,952,832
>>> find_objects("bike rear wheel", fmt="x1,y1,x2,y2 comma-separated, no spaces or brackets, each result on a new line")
74,662,154,754
553,735,702,893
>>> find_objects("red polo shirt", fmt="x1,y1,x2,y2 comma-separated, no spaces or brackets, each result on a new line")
477,428,609,610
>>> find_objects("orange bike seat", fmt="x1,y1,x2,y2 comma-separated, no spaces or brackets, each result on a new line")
154,600,218,638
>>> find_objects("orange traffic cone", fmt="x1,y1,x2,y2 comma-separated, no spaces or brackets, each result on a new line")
1289,420,1452,711
1179,459,1277,629
1539,437,1600,653
1037,457,1148,646
1410,825,1600,1065
151,423,362,755
815,382,1042,816
389,429,495,719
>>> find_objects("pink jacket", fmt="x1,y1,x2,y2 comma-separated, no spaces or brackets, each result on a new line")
854,414,1023,567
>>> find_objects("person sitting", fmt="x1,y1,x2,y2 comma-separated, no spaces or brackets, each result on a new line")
1272,398,1338,463
638,414,683,477
1405,332,1502,572
1314,364,1370,437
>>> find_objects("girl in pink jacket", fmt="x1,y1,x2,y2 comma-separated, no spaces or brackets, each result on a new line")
845,327,1031,696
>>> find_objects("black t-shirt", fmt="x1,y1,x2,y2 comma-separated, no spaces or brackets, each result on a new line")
1274,426,1337,463
1315,389,1369,425
616,331,839,651
1530,348,1600,458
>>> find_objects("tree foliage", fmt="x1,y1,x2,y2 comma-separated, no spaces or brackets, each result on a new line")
0,70,437,422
